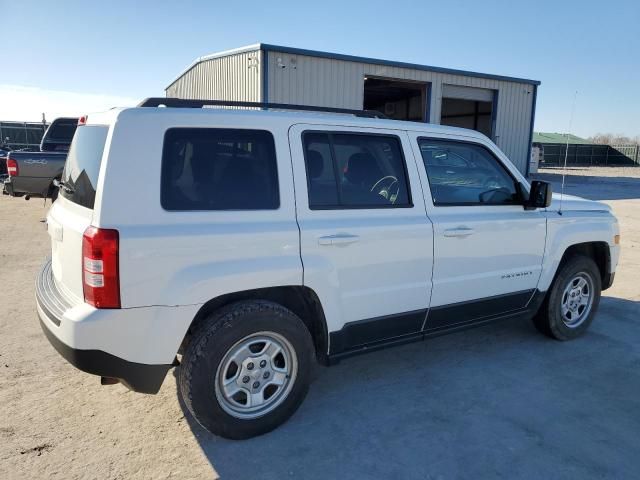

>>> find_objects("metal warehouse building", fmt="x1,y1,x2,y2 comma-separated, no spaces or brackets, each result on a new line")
166,44,540,175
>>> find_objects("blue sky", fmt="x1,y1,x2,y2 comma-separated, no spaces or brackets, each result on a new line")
2,0,638,138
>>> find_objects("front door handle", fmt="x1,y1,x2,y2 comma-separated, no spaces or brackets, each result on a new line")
318,234,360,246
444,227,474,238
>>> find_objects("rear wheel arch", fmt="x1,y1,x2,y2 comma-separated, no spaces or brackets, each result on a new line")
180,286,329,364
179,299,315,438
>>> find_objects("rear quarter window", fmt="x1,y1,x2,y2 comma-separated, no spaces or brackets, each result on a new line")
161,128,279,211
60,125,109,209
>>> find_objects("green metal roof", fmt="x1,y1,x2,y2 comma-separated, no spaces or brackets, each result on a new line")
533,132,592,145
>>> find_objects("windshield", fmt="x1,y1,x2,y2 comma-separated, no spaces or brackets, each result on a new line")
60,125,109,209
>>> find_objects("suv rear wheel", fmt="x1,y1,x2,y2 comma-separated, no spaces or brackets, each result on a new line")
533,255,602,340
178,300,315,439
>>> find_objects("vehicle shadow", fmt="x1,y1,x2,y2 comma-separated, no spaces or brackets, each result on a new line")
176,296,640,480
531,169,640,201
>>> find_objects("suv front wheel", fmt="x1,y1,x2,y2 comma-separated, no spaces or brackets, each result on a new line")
533,255,602,340
178,300,315,439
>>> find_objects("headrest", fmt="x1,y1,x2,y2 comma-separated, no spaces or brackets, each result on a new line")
307,150,324,179
345,152,379,185
190,152,214,179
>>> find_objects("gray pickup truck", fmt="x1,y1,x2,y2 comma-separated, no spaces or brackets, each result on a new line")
2,117,78,200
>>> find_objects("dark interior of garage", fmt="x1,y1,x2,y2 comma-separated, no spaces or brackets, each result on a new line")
363,78,427,122
440,98,493,137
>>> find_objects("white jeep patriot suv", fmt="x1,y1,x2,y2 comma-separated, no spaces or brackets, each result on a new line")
37,99,620,439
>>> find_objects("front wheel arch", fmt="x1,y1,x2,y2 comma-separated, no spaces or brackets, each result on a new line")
533,254,602,340
555,242,610,289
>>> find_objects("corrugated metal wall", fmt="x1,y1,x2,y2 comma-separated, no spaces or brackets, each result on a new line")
165,49,263,102
266,51,535,174
164,48,535,174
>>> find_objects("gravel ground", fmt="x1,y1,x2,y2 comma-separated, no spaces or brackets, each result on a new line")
1,166,639,479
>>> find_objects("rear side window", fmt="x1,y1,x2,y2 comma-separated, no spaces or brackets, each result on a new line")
60,125,109,209
161,128,279,211
303,132,411,209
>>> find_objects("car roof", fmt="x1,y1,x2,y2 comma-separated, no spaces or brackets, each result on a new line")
98,106,489,141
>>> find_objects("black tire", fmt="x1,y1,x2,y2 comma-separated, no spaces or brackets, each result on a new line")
178,300,315,439
532,254,602,340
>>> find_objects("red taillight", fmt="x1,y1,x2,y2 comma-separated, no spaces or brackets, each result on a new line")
82,226,120,309
7,158,18,176
78,115,88,125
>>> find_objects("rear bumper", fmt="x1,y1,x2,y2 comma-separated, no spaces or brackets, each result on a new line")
36,260,172,394
2,175,50,197
38,316,172,393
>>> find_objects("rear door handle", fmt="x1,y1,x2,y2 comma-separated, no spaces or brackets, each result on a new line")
318,234,360,246
443,227,474,238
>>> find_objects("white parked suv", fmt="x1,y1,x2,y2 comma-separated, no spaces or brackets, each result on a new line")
37,99,620,439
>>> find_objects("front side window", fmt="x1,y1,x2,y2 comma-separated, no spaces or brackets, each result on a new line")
418,138,519,206
303,132,411,209
161,128,279,211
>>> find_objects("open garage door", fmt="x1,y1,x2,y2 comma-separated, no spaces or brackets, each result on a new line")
440,84,495,138
363,77,428,122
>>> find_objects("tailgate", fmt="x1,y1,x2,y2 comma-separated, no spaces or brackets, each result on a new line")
8,151,66,178
46,123,110,302
47,197,93,302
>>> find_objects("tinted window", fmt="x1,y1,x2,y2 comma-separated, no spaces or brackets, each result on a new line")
303,133,339,207
303,132,411,209
60,125,109,209
161,128,279,211
418,139,519,206
47,121,77,141
42,120,78,152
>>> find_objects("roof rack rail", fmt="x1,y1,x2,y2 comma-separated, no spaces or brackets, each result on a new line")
137,98,387,119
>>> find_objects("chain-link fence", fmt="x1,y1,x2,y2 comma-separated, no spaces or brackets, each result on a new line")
0,121,49,149
538,143,639,167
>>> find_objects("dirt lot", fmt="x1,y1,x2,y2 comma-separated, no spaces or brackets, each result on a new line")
1,166,639,479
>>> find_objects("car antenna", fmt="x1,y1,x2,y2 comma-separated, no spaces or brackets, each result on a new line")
559,90,578,216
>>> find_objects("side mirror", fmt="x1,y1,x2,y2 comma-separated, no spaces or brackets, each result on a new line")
524,180,552,210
